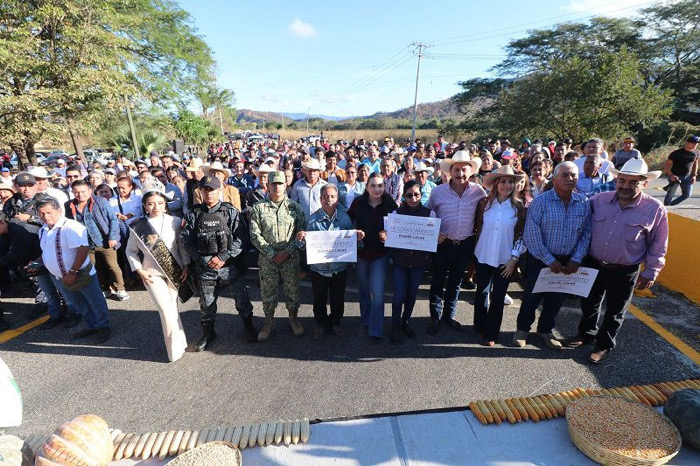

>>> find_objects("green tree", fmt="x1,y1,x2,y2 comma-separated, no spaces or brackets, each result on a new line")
172,110,216,152
465,49,672,142
0,0,213,168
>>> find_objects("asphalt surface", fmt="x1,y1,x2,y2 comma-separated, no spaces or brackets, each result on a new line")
2,265,698,439
645,177,700,220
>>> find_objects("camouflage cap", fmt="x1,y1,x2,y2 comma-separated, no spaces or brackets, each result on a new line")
269,171,286,184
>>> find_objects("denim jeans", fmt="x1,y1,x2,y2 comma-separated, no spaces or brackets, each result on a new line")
516,253,567,334
356,254,390,337
664,175,694,206
429,237,474,320
50,274,110,329
579,258,640,350
36,273,78,319
473,261,511,341
391,264,424,327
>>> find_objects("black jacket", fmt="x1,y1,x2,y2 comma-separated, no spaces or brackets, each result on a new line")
390,203,433,269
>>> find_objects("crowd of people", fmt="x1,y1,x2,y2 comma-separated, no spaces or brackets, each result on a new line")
0,132,691,364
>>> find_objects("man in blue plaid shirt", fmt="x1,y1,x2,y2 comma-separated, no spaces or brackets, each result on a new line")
514,161,592,350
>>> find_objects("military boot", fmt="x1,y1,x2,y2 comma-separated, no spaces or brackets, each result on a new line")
288,310,305,337
193,321,217,351
242,315,258,343
257,316,276,342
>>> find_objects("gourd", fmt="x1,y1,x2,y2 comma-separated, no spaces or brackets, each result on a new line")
35,414,113,466
664,389,700,449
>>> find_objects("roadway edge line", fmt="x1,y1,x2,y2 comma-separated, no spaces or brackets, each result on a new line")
628,303,700,365
0,315,50,344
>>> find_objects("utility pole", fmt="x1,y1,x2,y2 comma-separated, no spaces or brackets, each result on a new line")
261,118,265,132
280,113,285,131
410,42,430,142
306,106,311,134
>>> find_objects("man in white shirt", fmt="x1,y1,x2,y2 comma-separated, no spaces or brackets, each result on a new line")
575,138,612,175
28,167,68,205
35,197,111,344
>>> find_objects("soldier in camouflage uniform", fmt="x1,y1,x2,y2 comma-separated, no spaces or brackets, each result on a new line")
181,175,257,351
249,171,306,341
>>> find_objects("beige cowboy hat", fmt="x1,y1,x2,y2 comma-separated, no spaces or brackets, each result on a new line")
201,161,231,178
482,165,526,191
608,158,661,181
440,150,481,173
301,158,322,170
185,157,204,172
254,164,276,177
411,161,434,175
0,179,15,193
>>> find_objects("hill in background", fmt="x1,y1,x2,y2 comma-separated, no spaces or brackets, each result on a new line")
236,96,474,131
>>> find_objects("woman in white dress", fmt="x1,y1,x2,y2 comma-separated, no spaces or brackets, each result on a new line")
126,182,192,362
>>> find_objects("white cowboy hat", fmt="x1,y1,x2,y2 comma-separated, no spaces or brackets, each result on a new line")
440,150,481,173
201,161,231,178
411,161,434,175
27,166,50,179
482,165,526,191
254,164,276,176
185,157,204,172
608,159,661,181
302,158,322,170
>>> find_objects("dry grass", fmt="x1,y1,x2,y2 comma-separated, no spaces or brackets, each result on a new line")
643,146,675,171
277,129,439,143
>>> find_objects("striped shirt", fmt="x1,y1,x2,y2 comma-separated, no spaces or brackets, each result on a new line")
426,182,486,240
524,189,592,265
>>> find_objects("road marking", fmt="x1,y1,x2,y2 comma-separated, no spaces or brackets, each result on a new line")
0,315,49,344
628,303,700,365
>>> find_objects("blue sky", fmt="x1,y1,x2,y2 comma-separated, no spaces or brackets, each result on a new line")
178,0,656,117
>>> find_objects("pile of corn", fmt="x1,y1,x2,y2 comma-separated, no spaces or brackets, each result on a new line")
469,379,700,425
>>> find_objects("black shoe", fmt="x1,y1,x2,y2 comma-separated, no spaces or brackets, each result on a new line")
39,315,67,330
242,316,258,343
427,318,441,335
401,323,417,339
92,327,111,344
73,328,98,339
27,303,48,321
442,317,465,332
390,327,401,343
193,321,217,352
462,280,476,290
64,313,82,328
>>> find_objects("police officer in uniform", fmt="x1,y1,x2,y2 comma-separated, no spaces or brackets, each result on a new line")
181,175,257,351
249,171,306,341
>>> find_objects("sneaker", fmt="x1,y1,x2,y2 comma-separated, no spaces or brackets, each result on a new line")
114,290,130,301
73,328,98,339
401,323,417,339
538,332,563,350
92,327,111,344
504,294,514,305
512,330,529,347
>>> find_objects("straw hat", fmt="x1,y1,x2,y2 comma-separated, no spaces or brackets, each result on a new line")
608,159,661,181
411,161,434,175
482,165,526,191
0,179,15,193
302,158,322,170
201,161,231,178
440,150,481,173
185,157,204,172
254,164,276,177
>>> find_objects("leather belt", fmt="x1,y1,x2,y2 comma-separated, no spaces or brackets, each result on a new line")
589,257,639,270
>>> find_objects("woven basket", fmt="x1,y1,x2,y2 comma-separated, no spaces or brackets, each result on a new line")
566,396,681,466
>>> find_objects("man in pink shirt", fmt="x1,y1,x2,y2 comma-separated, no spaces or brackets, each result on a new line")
426,151,485,334
564,159,668,364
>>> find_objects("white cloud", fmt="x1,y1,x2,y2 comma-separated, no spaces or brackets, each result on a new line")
289,19,317,38
563,0,656,18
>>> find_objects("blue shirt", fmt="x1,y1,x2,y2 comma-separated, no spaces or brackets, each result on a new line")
419,180,437,205
228,173,256,194
592,179,617,195
524,189,591,265
576,172,612,198
305,207,354,276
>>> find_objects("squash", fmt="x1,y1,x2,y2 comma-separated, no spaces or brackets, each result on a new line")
0,435,32,466
35,414,113,466
664,389,700,450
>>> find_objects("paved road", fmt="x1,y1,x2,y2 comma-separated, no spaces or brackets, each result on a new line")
645,177,700,220
2,267,698,438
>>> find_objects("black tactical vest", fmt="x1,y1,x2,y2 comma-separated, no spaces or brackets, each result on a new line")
195,207,229,255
